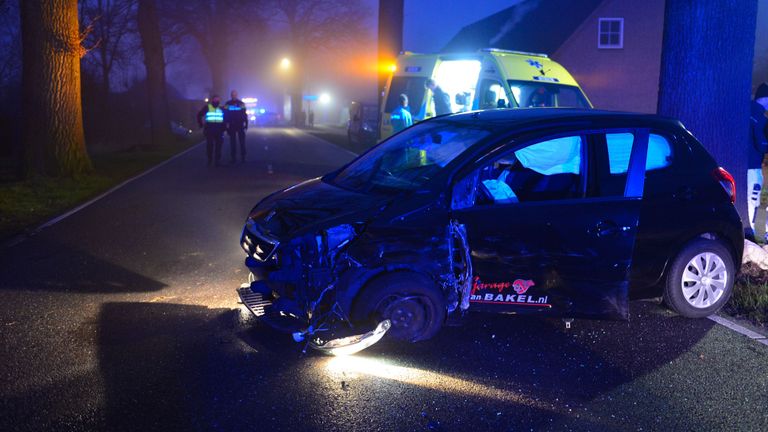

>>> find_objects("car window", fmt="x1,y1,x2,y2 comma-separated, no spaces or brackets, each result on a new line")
473,135,584,205
592,132,671,198
606,133,672,174
332,120,493,194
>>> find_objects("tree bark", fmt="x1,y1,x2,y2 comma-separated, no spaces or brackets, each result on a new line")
657,0,758,225
20,0,92,177
137,0,172,147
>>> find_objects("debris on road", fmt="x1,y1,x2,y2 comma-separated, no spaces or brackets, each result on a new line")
743,240,768,269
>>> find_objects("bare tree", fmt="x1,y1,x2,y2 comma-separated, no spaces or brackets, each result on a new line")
266,0,369,126
20,0,92,177
137,0,171,146
79,0,136,99
78,0,137,145
657,0,758,223
159,0,265,95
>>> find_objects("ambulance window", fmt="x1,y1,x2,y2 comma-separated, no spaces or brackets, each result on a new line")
385,77,427,114
478,80,507,109
507,81,590,108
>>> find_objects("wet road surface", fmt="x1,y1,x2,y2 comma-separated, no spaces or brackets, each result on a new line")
1,128,767,431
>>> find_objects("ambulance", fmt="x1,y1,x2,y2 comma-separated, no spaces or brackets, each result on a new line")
379,48,593,140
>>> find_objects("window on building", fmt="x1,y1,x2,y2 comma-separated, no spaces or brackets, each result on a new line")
598,18,624,49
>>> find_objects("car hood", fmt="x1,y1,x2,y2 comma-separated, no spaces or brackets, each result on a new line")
248,177,392,238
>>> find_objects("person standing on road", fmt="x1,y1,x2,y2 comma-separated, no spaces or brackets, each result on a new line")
390,93,413,133
224,90,248,163
425,78,451,116
197,95,226,166
749,82,768,239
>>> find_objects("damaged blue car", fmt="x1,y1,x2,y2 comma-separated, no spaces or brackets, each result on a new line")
238,108,743,355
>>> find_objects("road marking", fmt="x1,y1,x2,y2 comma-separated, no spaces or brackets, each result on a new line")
2,141,204,249
708,314,767,342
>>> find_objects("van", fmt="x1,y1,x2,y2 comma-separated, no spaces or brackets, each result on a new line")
347,101,379,147
379,48,593,140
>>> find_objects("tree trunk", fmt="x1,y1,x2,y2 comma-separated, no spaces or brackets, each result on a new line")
20,0,92,177
289,51,305,127
99,48,111,145
657,0,758,225
137,0,172,147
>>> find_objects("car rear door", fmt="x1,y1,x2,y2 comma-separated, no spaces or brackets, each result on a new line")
450,129,649,320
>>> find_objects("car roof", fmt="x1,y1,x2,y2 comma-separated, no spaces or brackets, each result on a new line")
443,108,685,133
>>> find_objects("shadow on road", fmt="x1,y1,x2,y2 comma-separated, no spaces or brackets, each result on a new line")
88,300,715,431
0,238,166,293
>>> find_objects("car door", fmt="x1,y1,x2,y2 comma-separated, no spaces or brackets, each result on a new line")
450,129,649,320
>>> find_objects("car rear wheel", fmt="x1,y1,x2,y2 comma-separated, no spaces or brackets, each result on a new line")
663,239,735,318
352,272,446,342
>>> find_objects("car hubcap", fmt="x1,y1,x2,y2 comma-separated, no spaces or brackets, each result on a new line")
681,252,728,309
378,295,429,340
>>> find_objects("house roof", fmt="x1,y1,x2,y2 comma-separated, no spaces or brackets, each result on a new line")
441,0,604,54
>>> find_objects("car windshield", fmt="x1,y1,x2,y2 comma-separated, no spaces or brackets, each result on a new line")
329,120,492,194
507,80,590,108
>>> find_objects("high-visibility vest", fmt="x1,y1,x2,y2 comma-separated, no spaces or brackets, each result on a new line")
204,104,224,123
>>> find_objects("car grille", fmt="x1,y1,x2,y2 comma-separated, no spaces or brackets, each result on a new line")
241,220,279,262
237,286,271,317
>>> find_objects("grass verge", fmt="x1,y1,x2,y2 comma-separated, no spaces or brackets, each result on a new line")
725,263,768,327
0,137,200,241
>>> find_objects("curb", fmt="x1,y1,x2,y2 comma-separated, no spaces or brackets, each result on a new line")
1,140,204,249
708,314,768,347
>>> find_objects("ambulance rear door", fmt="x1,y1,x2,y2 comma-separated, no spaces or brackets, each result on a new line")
380,54,438,140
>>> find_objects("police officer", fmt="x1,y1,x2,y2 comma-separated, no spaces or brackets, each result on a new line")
197,94,226,166
224,90,248,163
749,82,768,239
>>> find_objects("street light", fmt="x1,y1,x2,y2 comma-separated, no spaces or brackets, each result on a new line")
280,57,291,70
319,92,331,105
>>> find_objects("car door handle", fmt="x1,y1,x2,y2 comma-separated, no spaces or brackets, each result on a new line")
591,220,631,238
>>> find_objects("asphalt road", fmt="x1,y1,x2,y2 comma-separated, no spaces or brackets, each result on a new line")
1,128,767,432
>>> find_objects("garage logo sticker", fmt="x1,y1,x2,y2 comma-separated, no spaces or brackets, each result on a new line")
470,276,550,307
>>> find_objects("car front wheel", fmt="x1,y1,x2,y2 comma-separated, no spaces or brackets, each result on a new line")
664,239,735,318
352,272,446,342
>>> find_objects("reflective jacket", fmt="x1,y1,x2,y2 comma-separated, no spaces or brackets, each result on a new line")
197,103,225,131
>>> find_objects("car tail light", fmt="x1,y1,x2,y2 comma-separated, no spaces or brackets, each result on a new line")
712,167,736,204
